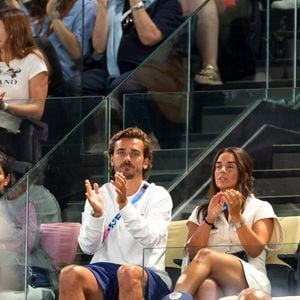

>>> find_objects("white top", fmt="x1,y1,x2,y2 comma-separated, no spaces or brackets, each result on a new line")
188,195,283,292
0,53,48,133
78,181,173,288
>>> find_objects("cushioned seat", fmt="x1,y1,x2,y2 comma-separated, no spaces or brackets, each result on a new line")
40,222,81,270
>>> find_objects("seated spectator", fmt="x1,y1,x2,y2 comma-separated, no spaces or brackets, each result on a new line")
0,0,63,95
0,150,35,292
66,0,184,96
0,8,48,162
164,147,283,300
59,127,173,299
0,150,61,297
21,0,97,84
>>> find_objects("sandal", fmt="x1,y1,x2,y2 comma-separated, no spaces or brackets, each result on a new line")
194,64,222,85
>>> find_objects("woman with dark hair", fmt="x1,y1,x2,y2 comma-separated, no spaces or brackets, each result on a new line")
0,8,48,158
164,147,283,300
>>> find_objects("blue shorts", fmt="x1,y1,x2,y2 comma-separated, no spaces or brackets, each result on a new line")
85,262,170,300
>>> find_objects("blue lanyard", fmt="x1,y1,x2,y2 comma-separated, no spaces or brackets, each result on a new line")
103,183,149,241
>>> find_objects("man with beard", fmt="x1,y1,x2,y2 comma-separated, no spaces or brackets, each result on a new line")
59,127,173,300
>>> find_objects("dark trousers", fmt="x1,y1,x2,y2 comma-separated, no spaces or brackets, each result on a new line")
0,127,18,158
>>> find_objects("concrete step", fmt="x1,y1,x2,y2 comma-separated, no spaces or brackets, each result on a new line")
272,144,300,169
254,168,300,196
201,105,245,134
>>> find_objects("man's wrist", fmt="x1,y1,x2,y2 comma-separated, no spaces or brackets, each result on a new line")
0,101,8,111
48,11,59,21
91,210,102,218
119,200,128,210
98,0,108,9
131,1,144,10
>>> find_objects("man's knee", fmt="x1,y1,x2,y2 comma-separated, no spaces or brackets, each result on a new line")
59,265,103,299
59,265,86,287
117,264,144,288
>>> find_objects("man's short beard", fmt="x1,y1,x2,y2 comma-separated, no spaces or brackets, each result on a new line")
124,173,134,180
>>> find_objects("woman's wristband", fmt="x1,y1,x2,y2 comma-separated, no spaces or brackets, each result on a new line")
204,217,214,226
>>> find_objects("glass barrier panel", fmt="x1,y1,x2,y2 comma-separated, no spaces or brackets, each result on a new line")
123,93,188,189
43,96,104,153
267,87,297,105
15,97,110,298
187,88,267,156
109,18,192,133
0,96,103,176
268,5,296,89
0,97,108,299
169,87,300,218
296,87,300,106
39,98,110,223
122,87,299,198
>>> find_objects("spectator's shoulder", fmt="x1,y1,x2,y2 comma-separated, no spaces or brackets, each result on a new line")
147,182,172,201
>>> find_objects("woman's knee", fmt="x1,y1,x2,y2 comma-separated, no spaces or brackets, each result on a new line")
193,248,216,264
201,278,219,289
117,264,143,289
195,278,223,299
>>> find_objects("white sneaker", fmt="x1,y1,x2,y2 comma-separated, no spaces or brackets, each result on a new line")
272,0,299,9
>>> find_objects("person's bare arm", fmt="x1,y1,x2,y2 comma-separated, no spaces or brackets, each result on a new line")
1,72,48,120
7,0,21,8
187,221,212,259
234,217,274,257
46,0,81,60
187,192,225,258
224,189,274,257
129,0,164,46
92,0,109,53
